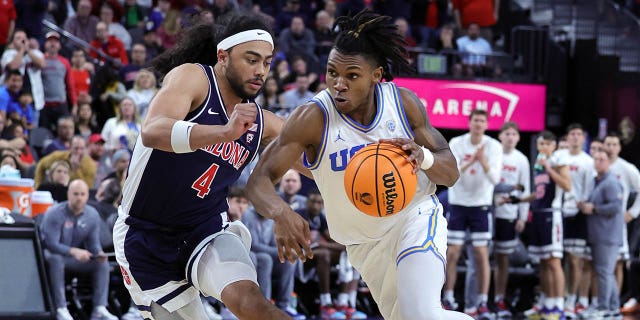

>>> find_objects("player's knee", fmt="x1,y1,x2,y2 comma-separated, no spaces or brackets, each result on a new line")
223,281,270,318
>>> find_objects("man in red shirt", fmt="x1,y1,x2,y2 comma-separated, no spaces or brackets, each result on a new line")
89,21,128,68
0,0,16,53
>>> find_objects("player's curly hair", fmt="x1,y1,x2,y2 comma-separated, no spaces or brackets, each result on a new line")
333,9,413,81
151,14,274,78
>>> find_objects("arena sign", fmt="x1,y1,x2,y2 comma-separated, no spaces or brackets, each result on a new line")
394,78,546,131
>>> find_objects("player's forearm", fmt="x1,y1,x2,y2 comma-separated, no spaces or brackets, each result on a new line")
141,118,233,152
425,149,459,186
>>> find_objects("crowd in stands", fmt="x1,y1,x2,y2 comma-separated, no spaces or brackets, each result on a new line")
1,0,640,319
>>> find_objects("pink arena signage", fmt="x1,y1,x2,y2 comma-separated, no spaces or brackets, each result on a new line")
393,78,546,131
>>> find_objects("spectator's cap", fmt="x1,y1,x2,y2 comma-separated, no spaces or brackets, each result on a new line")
45,31,60,41
89,133,105,144
112,149,130,163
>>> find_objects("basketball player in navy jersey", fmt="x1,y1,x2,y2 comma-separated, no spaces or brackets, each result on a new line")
247,10,472,320
113,15,312,320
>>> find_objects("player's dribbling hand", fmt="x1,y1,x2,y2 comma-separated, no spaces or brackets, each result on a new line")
225,103,258,141
273,209,313,263
379,138,423,174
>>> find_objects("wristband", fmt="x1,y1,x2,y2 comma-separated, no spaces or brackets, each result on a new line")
171,120,196,153
420,146,435,170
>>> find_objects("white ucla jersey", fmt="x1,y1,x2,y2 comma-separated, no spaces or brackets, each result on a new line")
494,149,531,220
304,83,436,245
552,149,594,216
610,157,640,217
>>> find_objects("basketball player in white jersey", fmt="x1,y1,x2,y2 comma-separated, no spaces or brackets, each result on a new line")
557,124,595,317
603,134,640,294
246,10,472,320
492,121,530,318
445,109,503,319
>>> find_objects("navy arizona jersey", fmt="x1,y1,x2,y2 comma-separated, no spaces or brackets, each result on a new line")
120,63,263,228
531,164,556,212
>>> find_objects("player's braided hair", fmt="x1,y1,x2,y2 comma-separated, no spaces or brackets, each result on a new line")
333,9,413,81
151,14,274,78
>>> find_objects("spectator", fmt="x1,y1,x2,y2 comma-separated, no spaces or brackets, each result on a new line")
92,65,126,126
35,135,97,189
590,138,604,157
1,29,45,111
578,150,624,319
70,49,94,105
278,73,314,118
255,76,282,114
456,23,493,77
619,116,640,167
156,9,181,50
122,0,146,30
75,102,99,138
7,90,35,131
41,31,77,132
278,16,316,69
0,69,25,119
63,0,100,44
89,21,129,67
212,0,238,22
410,0,449,48
88,177,121,252
99,2,132,50
313,10,335,68
3,122,35,170
42,116,75,156
104,148,130,183
87,133,112,186
273,59,291,89
100,97,141,152
322,0,337,25
394,17,417,48
120,43,148,90
0,0,16,53
147,0,171,32
41,179,117,320
274,0,305,34
281,55,318,92
451,0,499,41
37,159,71,202
126,69,157,118
0,112,26,153
0,153,21,175
277,169,307,211
142,27,164,62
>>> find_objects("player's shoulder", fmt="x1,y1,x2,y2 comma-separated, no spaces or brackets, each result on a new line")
512,149,529,162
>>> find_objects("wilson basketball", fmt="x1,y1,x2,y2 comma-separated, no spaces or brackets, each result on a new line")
343,143,418,217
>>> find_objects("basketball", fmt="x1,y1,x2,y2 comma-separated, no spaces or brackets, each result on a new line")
343,142,418,217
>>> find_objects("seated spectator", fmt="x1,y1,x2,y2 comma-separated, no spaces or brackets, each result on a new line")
87,134,112,186
0,153,23,177
104,149,130,183
89,22,129,68
119,43,148,90
100,97,141,152
296,189,367,319
255,76,282,114
395,17,417,48
282,55,319,92
0,112,26,155
99,2,132,50
7,90,34,131
0,69,24,120
75,102,99,139
92,66,127,125
313,10,335,68
89,177,121,252
42,116,75,157
41,179,117,320
157,9,181,50
122,0,146,30
63,0,100,44
142,28,164,62
35,135,97,189
278,74,314,119
3,122,35,170
127,69,157,118
147,0,171,32
278,16,317,71
37,159,71,202
273,59,291,90
455,22,493,77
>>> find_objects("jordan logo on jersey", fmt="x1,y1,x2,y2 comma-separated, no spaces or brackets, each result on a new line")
334,130,345,142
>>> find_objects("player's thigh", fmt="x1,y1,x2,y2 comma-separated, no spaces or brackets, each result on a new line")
494,218,517,255
192,233,257,301
397,251,446,319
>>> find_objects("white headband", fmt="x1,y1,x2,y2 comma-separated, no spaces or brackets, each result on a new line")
216,29,274,51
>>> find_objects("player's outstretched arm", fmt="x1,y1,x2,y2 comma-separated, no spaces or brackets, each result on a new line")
385,87,460,187
142,64,256,152
246,103,324,263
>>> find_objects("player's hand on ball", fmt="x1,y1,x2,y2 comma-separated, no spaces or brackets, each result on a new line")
225,103,258,140
379,138,422,174
273,209,314,263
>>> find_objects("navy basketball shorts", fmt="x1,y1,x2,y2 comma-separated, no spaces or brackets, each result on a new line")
447,205,492,247
528,210,563,260
494,218,518,254
563,213,590,258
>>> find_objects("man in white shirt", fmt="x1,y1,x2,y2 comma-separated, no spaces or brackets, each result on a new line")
492,122,530,318
557,124,595,317
444,109,503,318
604,133,640,297
456,23,492,76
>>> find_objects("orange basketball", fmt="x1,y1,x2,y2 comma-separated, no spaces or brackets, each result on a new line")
343,142,418,217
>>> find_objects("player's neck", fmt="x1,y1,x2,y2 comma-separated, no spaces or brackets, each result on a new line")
503,146,514,154
569,146,581,155
470,133,483,145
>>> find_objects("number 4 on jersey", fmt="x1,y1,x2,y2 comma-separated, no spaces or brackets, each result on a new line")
192,163,220,198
